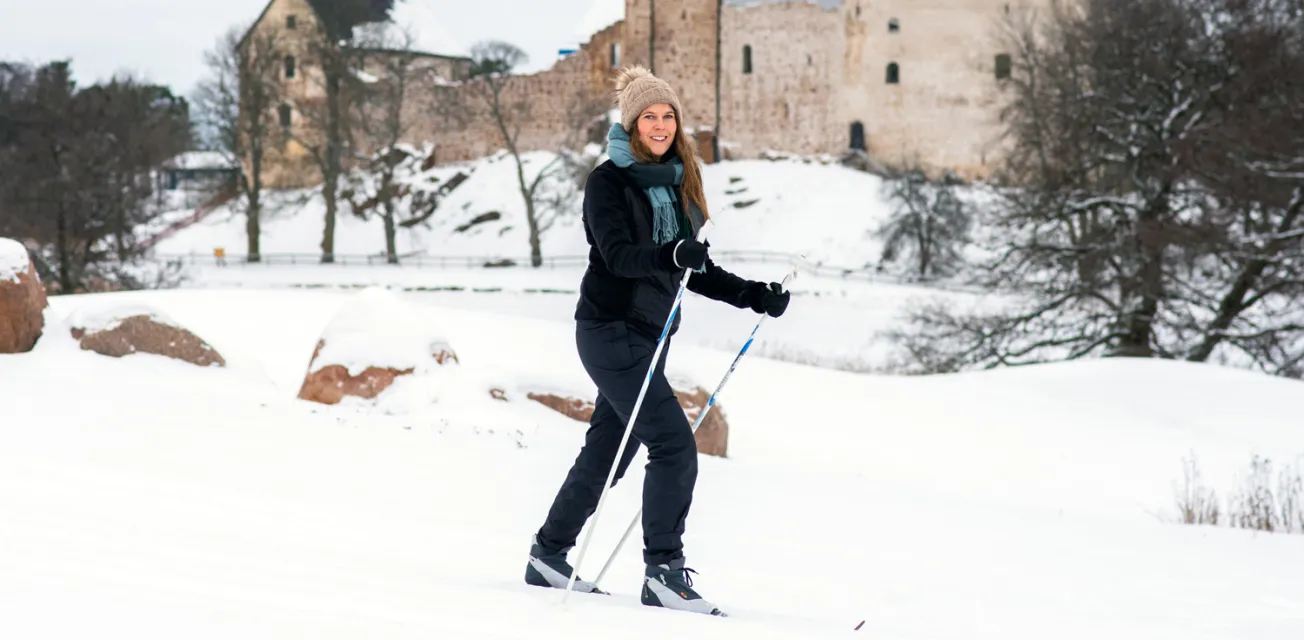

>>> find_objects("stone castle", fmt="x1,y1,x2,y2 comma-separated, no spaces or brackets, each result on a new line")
243,0,1032,188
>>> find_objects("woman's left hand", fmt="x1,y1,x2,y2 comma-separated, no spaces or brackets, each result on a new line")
746,281,790,318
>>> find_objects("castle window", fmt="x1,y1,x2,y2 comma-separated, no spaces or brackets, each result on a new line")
850,121,866,151
284,55,296,79
278,104,292,129
886,62,899,84
286,15,297,29
995,53,1012,79
743,45,753,74
888,18,900,33
611,42,621,68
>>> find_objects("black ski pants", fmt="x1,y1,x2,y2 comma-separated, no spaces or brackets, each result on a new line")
535,318,698,567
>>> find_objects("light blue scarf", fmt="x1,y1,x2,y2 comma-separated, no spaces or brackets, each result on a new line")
606,123,687,247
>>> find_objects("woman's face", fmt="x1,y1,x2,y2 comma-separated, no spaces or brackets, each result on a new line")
636,103,676,159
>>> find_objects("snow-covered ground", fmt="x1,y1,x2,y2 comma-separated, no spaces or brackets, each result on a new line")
143,152,991,372
155,262,974,373
148,153,908,270
2,287,1304,639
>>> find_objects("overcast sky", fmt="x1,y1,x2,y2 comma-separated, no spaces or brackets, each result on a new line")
0,0,617,96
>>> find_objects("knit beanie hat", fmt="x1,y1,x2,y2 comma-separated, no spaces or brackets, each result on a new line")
613,66,684,133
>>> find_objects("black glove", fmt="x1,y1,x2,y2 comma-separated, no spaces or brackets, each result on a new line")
744,281,790,318
657,239,708,271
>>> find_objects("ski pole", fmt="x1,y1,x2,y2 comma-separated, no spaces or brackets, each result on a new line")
591,259,802,588
562,220,715,604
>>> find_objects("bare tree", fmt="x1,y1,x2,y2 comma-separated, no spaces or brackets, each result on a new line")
193,24,283,262
346,23,422,264
468,40,564,268
1179,0,1304,373
558,79,614,190
286,29,357,263
0,61,190,293
887,0,1304,377
281,1,400,263
874,163,972,280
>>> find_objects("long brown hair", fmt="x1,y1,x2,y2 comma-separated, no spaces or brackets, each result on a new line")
630,113,711,224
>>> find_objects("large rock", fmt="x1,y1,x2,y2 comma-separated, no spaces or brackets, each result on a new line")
298,287,459,407
671,383,729,458
526,392,595,423
0,238,46,354
523,379,730,458
67,303,225,367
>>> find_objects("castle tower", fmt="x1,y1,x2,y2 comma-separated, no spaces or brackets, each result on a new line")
836,0,1020,177
622,0,720,134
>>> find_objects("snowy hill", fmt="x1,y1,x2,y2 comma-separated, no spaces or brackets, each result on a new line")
142,150,979,374
2,287,1304,639
148,152,905,271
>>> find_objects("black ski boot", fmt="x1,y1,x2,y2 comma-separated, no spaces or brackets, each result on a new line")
524,536,607,594
641,558,726,616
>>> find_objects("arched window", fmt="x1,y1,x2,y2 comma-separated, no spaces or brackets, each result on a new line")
278,104,292,129
610,42,621,68
850,121,866,150
284,55,296,79
888,18,900,33
743,45,753,74
886,62,899,84
995,53,1012,79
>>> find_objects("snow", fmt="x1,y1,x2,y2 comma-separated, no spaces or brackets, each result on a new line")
3,287,1304,639
159,263,974,373
137,151,995,373
0,237,30,283
310,286,455,378
150,153,912,271
164,150,237,171
63,299,177,334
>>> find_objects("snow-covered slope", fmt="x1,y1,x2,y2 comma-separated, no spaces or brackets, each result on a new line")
148,153,905,271
2,288,1303,639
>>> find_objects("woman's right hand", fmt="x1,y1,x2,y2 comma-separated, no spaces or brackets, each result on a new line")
659,239,708,271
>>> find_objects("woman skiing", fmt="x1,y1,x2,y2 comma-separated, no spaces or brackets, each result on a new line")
524,66,791,615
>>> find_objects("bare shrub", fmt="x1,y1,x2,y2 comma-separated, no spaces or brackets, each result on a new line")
1278,459,1304,534
1227,455,1304,534
1173,453,1304,534
1174,452,1220,526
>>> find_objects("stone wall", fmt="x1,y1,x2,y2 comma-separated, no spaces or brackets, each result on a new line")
416,21,623,165
719,2,842,157
834,0,1017,179
247,0,1034,188
242,0,325,189
623,0,719,131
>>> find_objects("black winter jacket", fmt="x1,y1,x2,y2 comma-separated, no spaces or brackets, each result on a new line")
574,159,755,339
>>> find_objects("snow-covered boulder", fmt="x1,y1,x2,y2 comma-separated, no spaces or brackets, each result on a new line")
522,375,730,458
67,302,226,367
670,376,729,459
0,238,47,354
297,287,459,408
524,391,596,423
